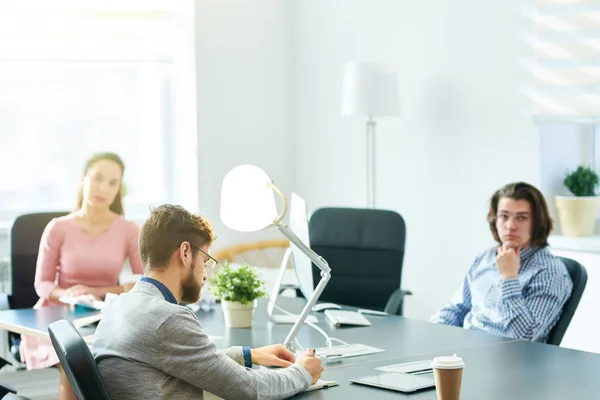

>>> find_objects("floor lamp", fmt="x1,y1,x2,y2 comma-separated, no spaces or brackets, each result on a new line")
342,62,400,208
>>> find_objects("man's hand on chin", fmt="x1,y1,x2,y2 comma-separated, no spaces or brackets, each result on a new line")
496,245,520,280
251,344,296,368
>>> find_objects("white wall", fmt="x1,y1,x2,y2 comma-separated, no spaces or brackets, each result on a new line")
195,0,295,250
292,0,540,320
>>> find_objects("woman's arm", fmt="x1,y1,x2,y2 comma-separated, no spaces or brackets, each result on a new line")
62,283,124,300
34,219,66,302
127,221,144,274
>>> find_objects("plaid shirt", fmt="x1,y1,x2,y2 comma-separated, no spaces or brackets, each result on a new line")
430,246,573,343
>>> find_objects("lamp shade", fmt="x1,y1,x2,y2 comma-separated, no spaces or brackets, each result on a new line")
341,62,400,117
220,164,278,232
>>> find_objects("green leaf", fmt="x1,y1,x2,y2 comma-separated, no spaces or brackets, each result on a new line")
208,261,267,306
564,166,599,196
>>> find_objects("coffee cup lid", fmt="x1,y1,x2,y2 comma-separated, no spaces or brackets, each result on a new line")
431,354,464,369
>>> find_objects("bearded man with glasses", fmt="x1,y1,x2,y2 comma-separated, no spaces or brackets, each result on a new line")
92,204,323,399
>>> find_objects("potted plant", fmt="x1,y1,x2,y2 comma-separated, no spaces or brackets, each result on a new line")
555,165,600,237
208,262,267,328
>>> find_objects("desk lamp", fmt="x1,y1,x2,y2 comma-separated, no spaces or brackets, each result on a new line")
220,164,331,349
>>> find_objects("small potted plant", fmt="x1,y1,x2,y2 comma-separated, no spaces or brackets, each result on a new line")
555,165,600,237
208,262,267,328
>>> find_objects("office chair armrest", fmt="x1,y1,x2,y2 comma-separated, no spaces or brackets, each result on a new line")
384,288,412,316
0,382,17,397
0,294,8,311
0,357,11,371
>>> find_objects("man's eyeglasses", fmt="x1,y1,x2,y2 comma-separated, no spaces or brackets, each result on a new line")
189,244,219,271
495,213,531,224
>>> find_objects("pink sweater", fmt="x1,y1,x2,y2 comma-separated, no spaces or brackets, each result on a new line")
21,214,144,370
34,214,144,306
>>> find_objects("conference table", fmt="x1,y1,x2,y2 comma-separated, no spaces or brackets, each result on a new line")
1,297,598,399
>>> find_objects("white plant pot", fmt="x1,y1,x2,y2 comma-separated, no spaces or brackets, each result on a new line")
555,196,600,237
222,300,256,328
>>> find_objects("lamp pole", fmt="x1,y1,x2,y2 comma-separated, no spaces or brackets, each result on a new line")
366,115,377,208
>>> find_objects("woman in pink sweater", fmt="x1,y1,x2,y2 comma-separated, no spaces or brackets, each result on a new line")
19,152,143,400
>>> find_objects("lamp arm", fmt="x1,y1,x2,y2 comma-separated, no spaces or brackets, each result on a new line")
275,223,331,350
275,224,330,274
268,182,288,226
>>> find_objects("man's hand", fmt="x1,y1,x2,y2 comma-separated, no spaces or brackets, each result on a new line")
297,348,324,384
251,344,296,368
496,245,520,280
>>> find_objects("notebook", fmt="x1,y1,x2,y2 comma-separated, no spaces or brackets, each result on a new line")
324,310,372,327
304,379,339,392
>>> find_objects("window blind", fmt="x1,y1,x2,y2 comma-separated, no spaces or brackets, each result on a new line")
525,0,600,120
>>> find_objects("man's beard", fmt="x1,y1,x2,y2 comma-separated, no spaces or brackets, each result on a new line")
181,260,202,304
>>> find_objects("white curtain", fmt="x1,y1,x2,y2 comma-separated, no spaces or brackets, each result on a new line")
0,0,192,62
0,0,197,221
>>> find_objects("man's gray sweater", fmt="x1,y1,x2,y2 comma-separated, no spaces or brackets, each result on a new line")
91,281,311,399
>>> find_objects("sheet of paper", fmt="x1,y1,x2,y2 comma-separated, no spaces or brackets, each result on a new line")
314,343,385,359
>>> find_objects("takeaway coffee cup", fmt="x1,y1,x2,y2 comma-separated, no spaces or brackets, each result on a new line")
431,354,464,400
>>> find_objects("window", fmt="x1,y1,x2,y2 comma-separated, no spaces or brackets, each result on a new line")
523,0,600,230
522,0,600,172
0,0,197,225
522,0,600,119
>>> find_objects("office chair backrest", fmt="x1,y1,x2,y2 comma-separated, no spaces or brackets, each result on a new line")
309,207,406,311
547,257,588,346
9,212,68,309
48,320,110,400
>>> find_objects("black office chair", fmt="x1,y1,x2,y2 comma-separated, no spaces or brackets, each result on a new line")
48,320,110,400
546,257,588,346
309,207,411,315
0,212,68,365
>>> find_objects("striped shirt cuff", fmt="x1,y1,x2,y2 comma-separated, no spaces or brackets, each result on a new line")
500,278,522,298
242,346,252,368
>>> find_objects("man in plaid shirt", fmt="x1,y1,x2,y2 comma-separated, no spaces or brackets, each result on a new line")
430,182,573,343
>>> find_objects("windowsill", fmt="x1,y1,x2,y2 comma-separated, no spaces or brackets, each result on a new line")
549,235,600,254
